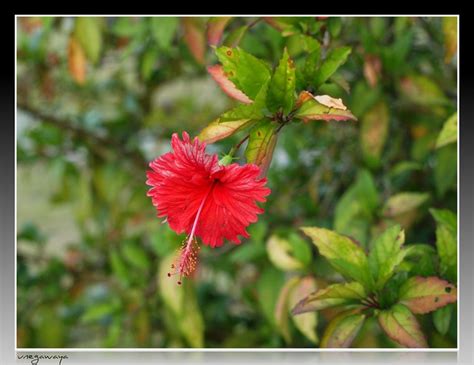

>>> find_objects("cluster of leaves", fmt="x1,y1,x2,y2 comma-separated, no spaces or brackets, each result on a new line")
290,219,457,348
17,16,457,348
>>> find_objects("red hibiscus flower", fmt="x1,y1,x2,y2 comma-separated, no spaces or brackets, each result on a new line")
146,132,271,284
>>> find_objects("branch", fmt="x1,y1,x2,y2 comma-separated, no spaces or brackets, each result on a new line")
17,101,147,167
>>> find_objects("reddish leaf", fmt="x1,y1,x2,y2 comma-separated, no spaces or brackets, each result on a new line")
274,277,299,343
182,18,206,64
399,276,457,314
289,276,319,344
245,120,278,177
320,309,366,348
294,91,357,122
207,17,231,46
378,304,427,348
198,118,253,144
207,65,252,104
363,54,382,88
292,281,366,315
442,17,457,63
68,37,86,85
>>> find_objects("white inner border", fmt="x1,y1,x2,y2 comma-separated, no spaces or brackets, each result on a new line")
14,14,460,352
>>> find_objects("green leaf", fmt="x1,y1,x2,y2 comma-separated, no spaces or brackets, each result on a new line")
198,80,268,144
178,281,205,348
431,208,457,282
266,234,306,271
398,276,457,314
320,310,366,348
289,276,319,344
294,91,357,122
274,277,300,343
313,46,351,88
109,251,130,286
360,100,390,169
288,232,312,268
328,17,342,38
82,302,117,323
245,119,278,175
378,304,427,348
368,225,406,290
223,25,249,47
399,74,448,110
334,169,379,244
140,46,158,81
302,48,321,84
198,118,254,145
121,241,150,271
434,144,457,198
382,192,430,217
267,48,296,115
430,208,457,230
403,244,437,277
207,17,232,46
257,267,286,326
158,254,184,315
216,46,271,100
442,17,457,63
74,17,103,64
301,227,373,290
433,304,453,335
350,80,381,118
292,281,366,315
150,17,178,51
207,64,253,104
436,113,457,148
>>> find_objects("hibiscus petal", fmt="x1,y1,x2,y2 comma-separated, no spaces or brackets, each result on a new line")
146,132,271,249
146,132,219,234
194,163,271,248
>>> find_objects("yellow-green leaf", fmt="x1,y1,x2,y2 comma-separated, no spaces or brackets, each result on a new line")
207,64,252,104
74,17,103,64
150,17,179,51
431,208,457,282
216,46,271,100
274,276,300,343
267,48,296,114
292,281,366,315
301,227,373,290
266,234,305,271
158,254,184,315
368,225,406,290
198,118,253,144
360,100,389,168
245,119,278,175
382,192,430,217
442,17,457,63
378,304,427,348
294,91,357,122
399,276,457,314
320,310,365,348
289,276,319,344
436,113,457,148
313,46,351,88
433,304,454,335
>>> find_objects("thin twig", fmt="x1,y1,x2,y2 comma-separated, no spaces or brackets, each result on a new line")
17,101,147,167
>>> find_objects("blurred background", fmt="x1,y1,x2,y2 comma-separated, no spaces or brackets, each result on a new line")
17,16,457,348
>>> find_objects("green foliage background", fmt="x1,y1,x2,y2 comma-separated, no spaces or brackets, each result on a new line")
17,16,457,348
